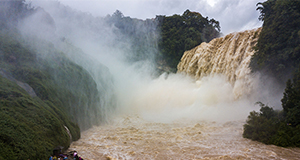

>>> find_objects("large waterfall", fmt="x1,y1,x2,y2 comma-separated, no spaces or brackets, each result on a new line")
67,28,300,159
178,28,261,98
5,1,300,159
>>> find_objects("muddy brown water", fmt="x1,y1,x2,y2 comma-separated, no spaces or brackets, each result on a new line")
68,115,300,160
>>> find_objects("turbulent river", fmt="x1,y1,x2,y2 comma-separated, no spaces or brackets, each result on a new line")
68,116,300,160
68,28,300,159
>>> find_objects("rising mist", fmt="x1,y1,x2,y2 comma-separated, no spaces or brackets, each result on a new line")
20,0,282,126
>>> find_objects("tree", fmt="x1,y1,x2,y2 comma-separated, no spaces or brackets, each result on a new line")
243,103,280,144
158,9,220,71
244,67,300,147
282,67,300,126
250,0,300,83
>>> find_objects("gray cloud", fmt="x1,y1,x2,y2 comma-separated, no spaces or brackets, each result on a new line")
31,0,265,35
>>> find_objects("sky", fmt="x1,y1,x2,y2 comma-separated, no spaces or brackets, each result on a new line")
56,0,265,35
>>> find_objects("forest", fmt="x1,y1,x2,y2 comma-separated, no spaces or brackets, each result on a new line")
244,0,300,147
156,10,220,71
0,1,114,159
105,9,220,72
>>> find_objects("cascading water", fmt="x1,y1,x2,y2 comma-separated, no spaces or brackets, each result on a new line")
14,1,300,159
178,28,261,98
68,28,300,159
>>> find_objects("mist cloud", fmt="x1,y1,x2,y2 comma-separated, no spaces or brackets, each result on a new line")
21,0,270,123
47,0,266,35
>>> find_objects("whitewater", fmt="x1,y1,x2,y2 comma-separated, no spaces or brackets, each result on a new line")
67,28,300,159
69,115,300,160
14,2,300,159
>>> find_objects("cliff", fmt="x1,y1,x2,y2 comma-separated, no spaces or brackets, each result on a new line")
178,28,261,97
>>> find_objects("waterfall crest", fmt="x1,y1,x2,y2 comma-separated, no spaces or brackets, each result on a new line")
177,28,261,98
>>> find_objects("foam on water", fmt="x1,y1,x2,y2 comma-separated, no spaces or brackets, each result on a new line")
69,115,300,160
68,28,296,159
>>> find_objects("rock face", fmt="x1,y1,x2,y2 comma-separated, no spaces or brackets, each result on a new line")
0,68,37,97
177,28,261,98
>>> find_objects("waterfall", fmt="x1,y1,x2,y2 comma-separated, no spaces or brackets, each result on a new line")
68,27,300,160
177,28,261,98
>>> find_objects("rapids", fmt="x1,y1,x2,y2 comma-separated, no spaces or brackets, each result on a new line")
68,28,300,159
68,115,300,160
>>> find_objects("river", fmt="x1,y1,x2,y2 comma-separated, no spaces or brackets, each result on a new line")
68,115,300,160
68,28,300,160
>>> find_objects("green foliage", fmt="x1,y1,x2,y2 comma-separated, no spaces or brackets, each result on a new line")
105,10,159,63
0,2,117,158
1,29,103,129
243,102,300,147
281,66,300,126
158,10,220,71
245,0,300,147
105,9,220,72
0,27,102,158
250,0,300,83
0,76,71,159
243,103,282,144
244,68,300,147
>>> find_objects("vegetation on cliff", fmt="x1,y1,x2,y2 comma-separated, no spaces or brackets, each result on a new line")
244,0,300,147
243,69,300,147
105,10,159,63
105,9,221,72
250,0,300,83
0,0,108,159
157,9,220,71
0,30,81,159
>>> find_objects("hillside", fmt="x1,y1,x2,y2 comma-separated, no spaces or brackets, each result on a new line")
244,0,300,147
250,0,300,83
0,0,221,159
0,1,115,159
104,9,221,72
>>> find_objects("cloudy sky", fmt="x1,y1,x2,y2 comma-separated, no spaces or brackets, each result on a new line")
55,0,265,35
